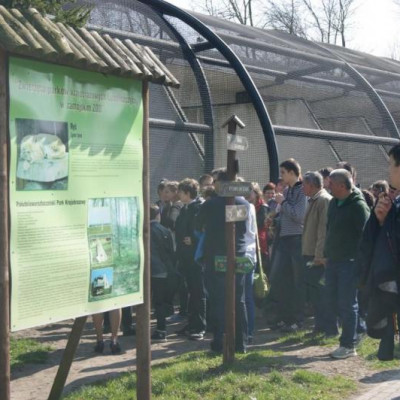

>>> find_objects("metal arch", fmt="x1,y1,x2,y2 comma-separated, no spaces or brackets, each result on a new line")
89,0,215,170
156,13,215,173
345,65,400,138
313,43,400,139
137,0,280,182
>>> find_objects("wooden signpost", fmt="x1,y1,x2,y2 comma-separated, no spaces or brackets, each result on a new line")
0,48,10,400
222,115,246,364
136,81,152,400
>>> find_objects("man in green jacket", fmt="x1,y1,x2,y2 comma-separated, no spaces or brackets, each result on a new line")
324,169,370,359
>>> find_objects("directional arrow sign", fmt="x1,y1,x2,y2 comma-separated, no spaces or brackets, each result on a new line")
227,134,248,151
225,205,248,222
217,181,252,197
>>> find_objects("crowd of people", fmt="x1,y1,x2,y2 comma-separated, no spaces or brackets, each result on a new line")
95,144,400,360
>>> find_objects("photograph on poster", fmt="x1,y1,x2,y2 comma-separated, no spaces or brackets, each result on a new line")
15,118,69,191
87,197,141,302
89,236,113,267
90,267,114,297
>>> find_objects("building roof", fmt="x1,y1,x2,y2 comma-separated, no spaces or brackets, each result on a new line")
193,11,400,83
0,6,180,88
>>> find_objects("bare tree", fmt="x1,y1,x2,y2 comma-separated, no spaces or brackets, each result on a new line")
264,0,307,37
388,40,400,61
333,0,355,47
196,0,355,47
198,0,257,27
301,0,355,46
388,0,400,60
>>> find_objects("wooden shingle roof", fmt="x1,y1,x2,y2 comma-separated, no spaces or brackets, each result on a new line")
0,6,180,88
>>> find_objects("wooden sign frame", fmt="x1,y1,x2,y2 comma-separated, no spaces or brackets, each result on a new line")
0,50,152,400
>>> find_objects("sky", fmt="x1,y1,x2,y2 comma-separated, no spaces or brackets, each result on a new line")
164,0,400,59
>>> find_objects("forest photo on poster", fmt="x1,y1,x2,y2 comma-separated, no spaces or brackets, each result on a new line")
88,197,140,302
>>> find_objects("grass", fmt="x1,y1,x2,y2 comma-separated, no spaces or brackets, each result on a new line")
10,337,53,370
276,326,400,370
64,350,356,400
276,329,338,347
357,335,400,370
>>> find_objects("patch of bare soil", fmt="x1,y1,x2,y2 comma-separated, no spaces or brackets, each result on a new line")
10,311,400,400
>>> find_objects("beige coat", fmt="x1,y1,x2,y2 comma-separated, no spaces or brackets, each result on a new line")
302,189,332,258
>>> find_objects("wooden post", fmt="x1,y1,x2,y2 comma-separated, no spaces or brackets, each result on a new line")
222,115,245,364
48,316,87,400
0,48,10,400
136,80,151,399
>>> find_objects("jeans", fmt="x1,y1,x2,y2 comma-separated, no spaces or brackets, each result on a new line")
206,269,248,352
324,259,358,348
270,235,305,325
152,277,169,331
184,262,207,333
245,269,255,337
177,262,189,316
304,256,325,332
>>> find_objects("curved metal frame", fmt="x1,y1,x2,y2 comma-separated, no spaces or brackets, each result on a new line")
157,14,215,172
137,0,280,182
312,43,400,139
344,62,400,138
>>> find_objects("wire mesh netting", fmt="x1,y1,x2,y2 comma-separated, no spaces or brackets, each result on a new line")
83,0,400,195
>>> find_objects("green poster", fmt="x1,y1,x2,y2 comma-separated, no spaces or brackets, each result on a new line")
9,57,144,331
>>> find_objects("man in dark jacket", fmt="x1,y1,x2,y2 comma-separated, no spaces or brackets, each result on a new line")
357,145,400,360
175,178,205,340
150,205,176,341
324,169,370,359
198,169,249,353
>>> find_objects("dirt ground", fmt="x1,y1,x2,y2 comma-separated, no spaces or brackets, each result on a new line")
10,310,400,400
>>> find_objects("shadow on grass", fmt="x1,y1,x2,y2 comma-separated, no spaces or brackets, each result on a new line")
11,338,54,371
12,350,50,370
63,349,357,400
64,350,287,398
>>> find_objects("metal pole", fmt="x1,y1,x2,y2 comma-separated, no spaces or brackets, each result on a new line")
136,80,151,400
273,125,400,146
149,118,211,134
48,316,87,400
0,48,10,400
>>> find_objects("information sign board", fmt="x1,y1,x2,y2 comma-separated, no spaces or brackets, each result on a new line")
227,133,249,151
217,181,252,197
9,57,144,331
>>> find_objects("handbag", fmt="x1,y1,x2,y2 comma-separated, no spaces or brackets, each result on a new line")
253,231,269,299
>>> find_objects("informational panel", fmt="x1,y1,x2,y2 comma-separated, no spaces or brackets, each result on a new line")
9,57,144,331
